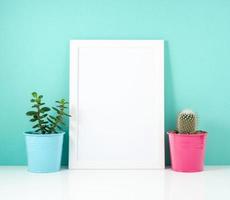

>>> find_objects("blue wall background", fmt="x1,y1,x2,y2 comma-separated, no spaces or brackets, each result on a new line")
1,0,230,165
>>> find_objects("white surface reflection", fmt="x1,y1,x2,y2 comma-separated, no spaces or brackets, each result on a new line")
165,170,205,200
0,167,230,200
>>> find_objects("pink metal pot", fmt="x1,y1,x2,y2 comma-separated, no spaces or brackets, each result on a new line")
168,131,207,172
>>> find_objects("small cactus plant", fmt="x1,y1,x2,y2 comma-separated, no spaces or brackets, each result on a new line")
177,109,197,134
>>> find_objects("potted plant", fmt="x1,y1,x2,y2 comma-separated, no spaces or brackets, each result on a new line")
168,109,207,172
25,92,70,173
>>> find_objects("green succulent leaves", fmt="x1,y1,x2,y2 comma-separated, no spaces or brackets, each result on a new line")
26,92,71,134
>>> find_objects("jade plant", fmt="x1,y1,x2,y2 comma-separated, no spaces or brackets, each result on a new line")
176,109,198,134
26,92,70,134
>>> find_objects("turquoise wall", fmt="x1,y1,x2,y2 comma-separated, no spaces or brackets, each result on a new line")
1,0,230,165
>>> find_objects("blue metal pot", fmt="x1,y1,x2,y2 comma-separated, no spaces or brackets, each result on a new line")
24,131,65,173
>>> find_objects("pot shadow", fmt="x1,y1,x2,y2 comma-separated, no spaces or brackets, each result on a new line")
164,41,177,166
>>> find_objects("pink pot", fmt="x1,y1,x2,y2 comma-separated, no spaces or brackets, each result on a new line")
168,131,207,172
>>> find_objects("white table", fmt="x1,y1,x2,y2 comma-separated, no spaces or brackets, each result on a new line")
0,166,229,200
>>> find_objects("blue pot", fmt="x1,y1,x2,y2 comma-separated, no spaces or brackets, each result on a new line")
24,131,65,173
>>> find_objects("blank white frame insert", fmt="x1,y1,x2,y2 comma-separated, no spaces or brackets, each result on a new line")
69,40,164,169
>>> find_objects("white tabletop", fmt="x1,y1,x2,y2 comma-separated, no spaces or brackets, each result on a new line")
0,166,229,200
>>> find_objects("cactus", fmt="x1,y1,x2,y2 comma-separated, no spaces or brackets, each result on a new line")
177,109,197,133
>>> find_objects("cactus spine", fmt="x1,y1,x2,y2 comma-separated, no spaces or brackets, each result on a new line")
177,109,197,133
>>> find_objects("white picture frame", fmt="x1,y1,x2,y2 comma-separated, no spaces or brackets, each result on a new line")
69,40,164,169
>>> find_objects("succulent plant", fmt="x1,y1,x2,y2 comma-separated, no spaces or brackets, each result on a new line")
26,92,70,134
177,109,197,134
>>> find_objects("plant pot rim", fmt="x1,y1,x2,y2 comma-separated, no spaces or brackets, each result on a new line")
167,131,207,137
24,131,65,137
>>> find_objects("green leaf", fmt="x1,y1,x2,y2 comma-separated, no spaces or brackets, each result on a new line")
64,112,71,117
30,118,37,122
30,99,35,103
38,95,43,99
47,118,55,124
57,125,63,130
40,114,48,118
33,124,39,128
44,127,50,132
57,105,67,108
40,107,50,113
56,116,62,120
32,105,39,108
40,120,48,124
32,92,37,98
52,107,60,114
35,128,41,132
49,115,56,120
46,129,51,133
26,111,37,116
